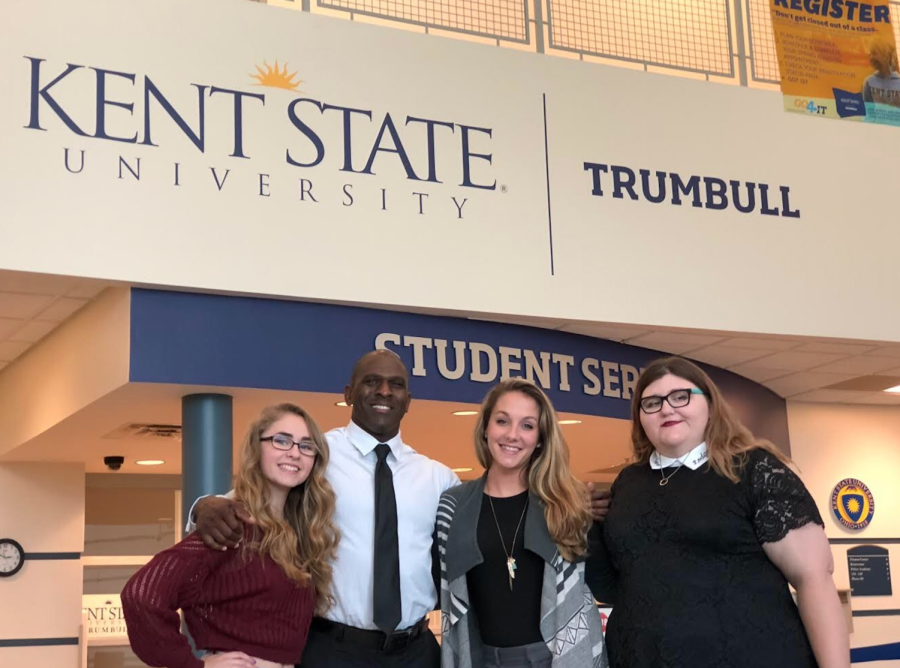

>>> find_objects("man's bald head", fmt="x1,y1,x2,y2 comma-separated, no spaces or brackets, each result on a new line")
344,349,411,441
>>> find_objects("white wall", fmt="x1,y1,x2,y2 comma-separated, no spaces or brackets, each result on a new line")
2,0,900,343
0,463,85,668
788,402,900,667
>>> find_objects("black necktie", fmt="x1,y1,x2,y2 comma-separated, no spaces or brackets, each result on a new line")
373,443,401,634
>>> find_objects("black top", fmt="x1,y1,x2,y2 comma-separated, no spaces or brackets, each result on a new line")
467,491,544,647
601,448,824,668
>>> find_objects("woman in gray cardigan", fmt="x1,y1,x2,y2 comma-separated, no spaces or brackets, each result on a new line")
436,378,609,668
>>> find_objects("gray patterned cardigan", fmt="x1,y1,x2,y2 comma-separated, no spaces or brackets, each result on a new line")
436,477,608,668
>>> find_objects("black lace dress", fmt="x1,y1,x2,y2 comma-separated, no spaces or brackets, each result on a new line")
602,448,823,668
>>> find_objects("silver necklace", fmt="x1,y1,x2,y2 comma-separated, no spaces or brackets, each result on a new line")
487,493,529,590
658,452,691,487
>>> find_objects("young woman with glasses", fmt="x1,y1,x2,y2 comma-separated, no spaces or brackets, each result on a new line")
598,357,849,668
436,378,608,668
122,403,339,668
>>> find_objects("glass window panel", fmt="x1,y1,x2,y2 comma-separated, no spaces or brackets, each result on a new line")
85,488,176,556
548,0,733,75
83,565,142,596
318,0,529,42
88,646,153,668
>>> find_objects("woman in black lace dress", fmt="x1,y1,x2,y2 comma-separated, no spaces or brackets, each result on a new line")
599,357,849,668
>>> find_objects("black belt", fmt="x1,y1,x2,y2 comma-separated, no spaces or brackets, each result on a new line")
311,616,430,653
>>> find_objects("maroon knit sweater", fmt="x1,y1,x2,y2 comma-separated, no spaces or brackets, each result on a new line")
121,531,316,668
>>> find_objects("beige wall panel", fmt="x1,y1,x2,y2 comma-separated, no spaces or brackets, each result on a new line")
0,464,84,652
0,560,84,639
787,402,900,656
0,463,85,551
0,645,80,668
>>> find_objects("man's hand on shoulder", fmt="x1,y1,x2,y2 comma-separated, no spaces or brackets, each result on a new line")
586,482,611,522
194,496,255,551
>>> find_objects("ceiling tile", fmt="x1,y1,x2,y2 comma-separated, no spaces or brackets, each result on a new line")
810,356,900,375
561,323,650,342
0,270,79,296
764,372,857,397
35,297,89,322
718,337,799,351
10,320,59,344
687,345,770,368
0,318,25,339
739,350,846,371
822,375,900,391
0,340,31,362
728,364,791,383
67,282,108,299
0,293,55,319
789,389,867,403
624,331,725,354
867,346,900,358
793,342,879,355
849,392,900,405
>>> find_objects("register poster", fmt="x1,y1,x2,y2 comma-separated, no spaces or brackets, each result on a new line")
770,0,900,126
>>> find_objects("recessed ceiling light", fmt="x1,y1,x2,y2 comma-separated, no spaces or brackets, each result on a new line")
452,467,474,473
136,459,165,466
335,401,348,407
884,385,900,393
558,419,582,425
452,410,478,416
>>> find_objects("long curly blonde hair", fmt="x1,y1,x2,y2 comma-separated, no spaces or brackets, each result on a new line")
631,357,789,483
234,403,340,613
474,379,591,562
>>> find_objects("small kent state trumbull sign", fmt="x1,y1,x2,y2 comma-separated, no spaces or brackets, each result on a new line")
83,594,128,639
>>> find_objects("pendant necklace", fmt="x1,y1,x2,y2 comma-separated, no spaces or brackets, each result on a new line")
658,451,691,487
487,493,528,590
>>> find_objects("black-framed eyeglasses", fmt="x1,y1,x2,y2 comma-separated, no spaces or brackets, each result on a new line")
261,434,318,457
639,388,706,414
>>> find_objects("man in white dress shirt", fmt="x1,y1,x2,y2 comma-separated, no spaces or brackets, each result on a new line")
192,350,459,667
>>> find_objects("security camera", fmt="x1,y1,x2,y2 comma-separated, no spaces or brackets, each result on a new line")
104,456,125,471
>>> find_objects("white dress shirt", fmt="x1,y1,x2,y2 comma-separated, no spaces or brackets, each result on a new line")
325,422,459,630
649,441,709,470
188,421,459,631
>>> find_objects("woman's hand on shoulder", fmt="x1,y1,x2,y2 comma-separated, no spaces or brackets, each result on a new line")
201,651,258,667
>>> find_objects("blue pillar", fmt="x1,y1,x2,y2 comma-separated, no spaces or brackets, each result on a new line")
181,393,233,528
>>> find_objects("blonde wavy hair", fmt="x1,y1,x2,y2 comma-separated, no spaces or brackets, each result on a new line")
631,357,789,483
868,37,899,75
234,403,339,613
474,379,591,562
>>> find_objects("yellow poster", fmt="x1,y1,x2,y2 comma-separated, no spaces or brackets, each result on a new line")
770,0,900,126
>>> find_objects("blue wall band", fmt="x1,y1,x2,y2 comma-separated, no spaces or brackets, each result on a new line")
830,538,900,545
25,552,81,560
0,638,79,647
850,641,900,662
129,288,790,448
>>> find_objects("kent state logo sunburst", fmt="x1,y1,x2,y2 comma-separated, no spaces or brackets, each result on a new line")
250,60,302,91
831,478,874,530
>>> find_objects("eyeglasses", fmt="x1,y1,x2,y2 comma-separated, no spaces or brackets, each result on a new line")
261,434,318,457
639,388,706,414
